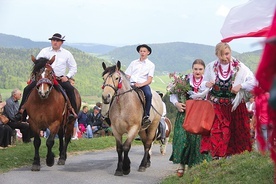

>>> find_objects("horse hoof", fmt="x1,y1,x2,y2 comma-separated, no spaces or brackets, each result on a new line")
114,170,123,176
146,162,151,168
138,167,146,172
31,165,41,171
57,159,65,165
46,158,55,167
123,169,130,175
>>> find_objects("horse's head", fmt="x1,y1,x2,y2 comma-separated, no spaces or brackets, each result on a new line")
31,55,56,99
101,61,122,105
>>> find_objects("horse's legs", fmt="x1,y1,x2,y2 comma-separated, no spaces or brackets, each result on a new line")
160,137,169,155
31,134,41,171
46,133,56,167
57,126,66,165
122,139,132,175
138,132,154,172
114,138,124,176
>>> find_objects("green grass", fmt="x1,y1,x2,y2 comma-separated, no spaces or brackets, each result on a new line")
161,151,274,184
0,136,141,173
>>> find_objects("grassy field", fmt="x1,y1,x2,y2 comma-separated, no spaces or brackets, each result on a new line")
161,150,274,184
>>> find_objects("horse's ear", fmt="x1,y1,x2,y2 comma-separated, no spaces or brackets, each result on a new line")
102,62,106,70
116,61,121,71
48,55,56,65
31,55,36,63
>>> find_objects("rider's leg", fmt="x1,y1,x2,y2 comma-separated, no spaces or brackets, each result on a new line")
140,85,152,129
140,85,152,117
160,117,166,142
59,81,77,118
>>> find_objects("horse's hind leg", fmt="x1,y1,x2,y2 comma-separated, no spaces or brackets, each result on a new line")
46,134,56,167
138,137,153,172
31,134,41,171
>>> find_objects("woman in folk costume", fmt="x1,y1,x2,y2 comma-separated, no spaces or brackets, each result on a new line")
200,42,255,159
168,59,211,177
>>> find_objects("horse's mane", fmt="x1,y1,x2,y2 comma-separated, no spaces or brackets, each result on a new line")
31,57,49,75
102,65,126,78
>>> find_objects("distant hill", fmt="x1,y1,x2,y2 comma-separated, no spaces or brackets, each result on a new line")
66,43,117,54
0,33,116,54
100,42,248,74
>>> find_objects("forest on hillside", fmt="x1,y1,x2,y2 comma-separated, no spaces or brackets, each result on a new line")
0,47,107,97
0,43,262,99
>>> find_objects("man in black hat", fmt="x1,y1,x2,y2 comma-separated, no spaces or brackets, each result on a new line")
16,33,78,121
125,44,155,130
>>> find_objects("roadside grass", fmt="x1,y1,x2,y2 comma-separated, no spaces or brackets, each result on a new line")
161,150,274,184
0,136,141,173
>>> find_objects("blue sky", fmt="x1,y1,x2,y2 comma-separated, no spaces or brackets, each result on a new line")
0,0,264,52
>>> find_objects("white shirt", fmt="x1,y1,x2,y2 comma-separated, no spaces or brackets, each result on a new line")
125,58,155,83
36,47,77,78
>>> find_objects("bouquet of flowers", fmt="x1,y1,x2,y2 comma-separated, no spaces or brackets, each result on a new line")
167,72,191,103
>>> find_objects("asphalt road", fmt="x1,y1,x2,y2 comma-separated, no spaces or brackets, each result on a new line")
0,143,176,184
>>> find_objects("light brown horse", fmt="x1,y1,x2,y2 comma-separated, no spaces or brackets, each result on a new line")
22,56,81,171
101,61,163,176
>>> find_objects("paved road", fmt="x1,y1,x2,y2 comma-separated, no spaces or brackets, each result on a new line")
0,143,176,184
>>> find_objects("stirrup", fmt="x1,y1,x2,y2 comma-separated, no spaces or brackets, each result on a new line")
141,116,151,130
68,107,77,118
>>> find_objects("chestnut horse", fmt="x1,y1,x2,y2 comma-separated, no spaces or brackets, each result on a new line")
101,61,163,176
22,56,81,171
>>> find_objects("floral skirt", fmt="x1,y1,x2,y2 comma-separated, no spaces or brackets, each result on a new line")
200,102,252,157
169,112,211,167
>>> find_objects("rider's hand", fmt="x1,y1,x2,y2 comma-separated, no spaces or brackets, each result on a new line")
61,76,69,82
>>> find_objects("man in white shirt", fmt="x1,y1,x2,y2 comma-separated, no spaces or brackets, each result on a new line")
17,33,77,121
125,44,155,129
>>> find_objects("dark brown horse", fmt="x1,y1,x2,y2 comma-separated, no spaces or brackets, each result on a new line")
101,61,163,176
22,55,81,171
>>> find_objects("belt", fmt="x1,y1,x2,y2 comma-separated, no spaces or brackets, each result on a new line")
209,95,234,105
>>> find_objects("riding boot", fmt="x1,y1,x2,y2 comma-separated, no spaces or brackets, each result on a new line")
69,106,78,118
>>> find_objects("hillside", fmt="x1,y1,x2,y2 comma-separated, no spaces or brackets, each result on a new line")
0,33,263,105
0,47,107,98
101,42,245,74
0,33,116,54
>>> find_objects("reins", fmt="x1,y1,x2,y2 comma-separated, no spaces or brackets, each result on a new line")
102,71,163,117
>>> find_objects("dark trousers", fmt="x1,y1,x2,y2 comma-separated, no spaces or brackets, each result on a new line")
0,124,12,147
58,81,77,111
20,80,77,112
7,120,31,143
140,85,152,116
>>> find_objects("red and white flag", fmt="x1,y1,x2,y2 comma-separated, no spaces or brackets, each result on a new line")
221,0,276,42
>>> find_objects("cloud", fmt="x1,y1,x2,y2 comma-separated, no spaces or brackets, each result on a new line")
216,5,230,17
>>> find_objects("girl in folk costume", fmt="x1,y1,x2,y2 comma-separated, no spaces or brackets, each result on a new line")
200,42,255,159
168,59,211,177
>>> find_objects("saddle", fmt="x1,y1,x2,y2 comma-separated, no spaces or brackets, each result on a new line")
131,86,146,115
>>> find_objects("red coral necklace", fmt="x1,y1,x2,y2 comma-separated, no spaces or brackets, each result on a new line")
218,63,231,79
193,75,203,92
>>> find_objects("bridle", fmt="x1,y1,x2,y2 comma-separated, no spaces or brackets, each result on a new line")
35,64,55,92
102,71,135,98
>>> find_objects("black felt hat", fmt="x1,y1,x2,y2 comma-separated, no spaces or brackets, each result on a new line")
49,33,66,41
136,44,152,55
